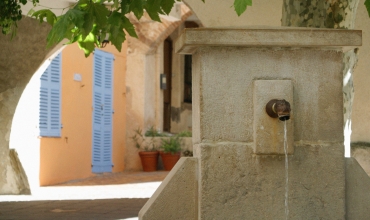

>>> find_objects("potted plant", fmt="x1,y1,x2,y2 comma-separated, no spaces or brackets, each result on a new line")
160,135,182,171
131,128,160,172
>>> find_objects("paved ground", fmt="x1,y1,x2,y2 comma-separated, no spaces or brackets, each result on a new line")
0,171,168,220
0,198,148,220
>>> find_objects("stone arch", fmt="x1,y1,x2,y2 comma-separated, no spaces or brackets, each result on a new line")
127,4,193,54
0,16,64,193
0,4,195,188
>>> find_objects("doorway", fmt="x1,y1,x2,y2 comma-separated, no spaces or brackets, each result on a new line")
163,39,172,132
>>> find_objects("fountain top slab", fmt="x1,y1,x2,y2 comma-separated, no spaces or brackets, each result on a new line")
175,26,362,54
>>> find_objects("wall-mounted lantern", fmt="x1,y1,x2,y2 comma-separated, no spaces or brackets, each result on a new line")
160,73,167,90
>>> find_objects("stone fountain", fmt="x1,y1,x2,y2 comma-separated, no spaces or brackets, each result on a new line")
138,27,370,219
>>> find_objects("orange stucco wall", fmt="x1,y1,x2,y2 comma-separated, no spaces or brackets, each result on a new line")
39,42,127,186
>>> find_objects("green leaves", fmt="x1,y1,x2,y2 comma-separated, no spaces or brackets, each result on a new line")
0,0,29,36
0,0,260,60
144,0,165,21
365,0,370,17
143,0,176,21
6,0,256,57
89,3,110,27
107,11,125,51
46,9,85,48
130,0,144,19
25,0,254,57
32,9,57,26
77,32,97,57
161,0,176,14
234,0,252,16
37,1,111,57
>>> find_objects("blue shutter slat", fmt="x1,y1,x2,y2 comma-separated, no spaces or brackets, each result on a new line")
92,50,113,173
102,53,113,166
39,53,61,137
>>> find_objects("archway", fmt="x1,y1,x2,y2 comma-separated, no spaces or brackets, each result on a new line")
0,16,65,194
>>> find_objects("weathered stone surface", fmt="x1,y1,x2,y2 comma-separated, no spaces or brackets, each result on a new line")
185,28,351,219
144,27,360,220
195,142,345,219
128,5,192,53
2,149,31,195
281,0,360,159
139,157,197,220
345,158,370,219
189,45,345,143
175,28,361,54
0,16,52,194
253,80,294,155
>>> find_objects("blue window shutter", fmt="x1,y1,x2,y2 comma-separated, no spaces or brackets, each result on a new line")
39,53,61,137
92,50,114,173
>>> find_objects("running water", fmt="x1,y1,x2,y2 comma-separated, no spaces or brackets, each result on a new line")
284,120,289,220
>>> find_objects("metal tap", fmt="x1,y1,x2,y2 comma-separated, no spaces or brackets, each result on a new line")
265,99,291,121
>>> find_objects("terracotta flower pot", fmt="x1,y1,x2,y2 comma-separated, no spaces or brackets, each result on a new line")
139,151,159,172
160,151,181,171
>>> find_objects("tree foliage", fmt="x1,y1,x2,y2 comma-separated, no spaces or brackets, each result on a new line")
1,0,251,57
0,0,39,37
365,0,370,17
3,0,370,57
233,0,252,16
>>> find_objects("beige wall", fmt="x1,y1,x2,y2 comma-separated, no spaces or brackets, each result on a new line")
183,0,281,27
352,4,370,143
125,37,155,171
125,6,193,171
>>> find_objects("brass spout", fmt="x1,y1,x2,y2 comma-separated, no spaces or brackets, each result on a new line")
265,99,291,121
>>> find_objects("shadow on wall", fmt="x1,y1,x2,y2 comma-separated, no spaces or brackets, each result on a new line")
0,15,67,195
7,47,65,194
351,142,370,177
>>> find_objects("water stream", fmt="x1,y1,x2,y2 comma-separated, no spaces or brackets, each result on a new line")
284,121,289,220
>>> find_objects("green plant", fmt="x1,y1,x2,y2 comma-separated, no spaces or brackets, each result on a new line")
177,130,192,137
145,126,167,137
131,128,158,151
160,136,181,154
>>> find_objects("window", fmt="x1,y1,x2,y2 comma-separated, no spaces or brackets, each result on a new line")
184,55,192,103
39,53,61,137
183,21,199,104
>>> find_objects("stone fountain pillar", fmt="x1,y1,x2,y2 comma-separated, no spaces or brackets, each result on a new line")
139,28,369,219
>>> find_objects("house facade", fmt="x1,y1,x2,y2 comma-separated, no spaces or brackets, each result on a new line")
11,42,127,187
2,0,370,193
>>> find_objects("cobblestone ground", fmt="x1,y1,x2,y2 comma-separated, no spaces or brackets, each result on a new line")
0,171,168,220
